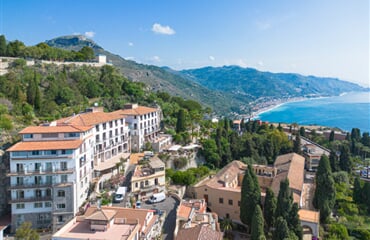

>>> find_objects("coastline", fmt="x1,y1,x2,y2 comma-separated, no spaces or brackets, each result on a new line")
252,97,311,118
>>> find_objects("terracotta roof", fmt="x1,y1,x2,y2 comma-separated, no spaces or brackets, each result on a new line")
130,153,145,165
115,106,157,116
298,209,320,223
233,120,242,124
177,205,193,220
19,125,92,134
176,225,223,240
195,161,245,189
85,209,117,221
7,140,83,151
57,111,124,126
272,153,305,203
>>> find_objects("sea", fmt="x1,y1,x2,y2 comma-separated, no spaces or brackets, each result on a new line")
257,92,370,133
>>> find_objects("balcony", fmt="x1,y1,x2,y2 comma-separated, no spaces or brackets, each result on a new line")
9,196,52,203
9,182,53,189
7,168,74,176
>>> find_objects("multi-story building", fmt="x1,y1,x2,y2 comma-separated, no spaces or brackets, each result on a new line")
7,125,94,232
116,104,161,152
52,206,162,240
189,153,305,223
301,137,330,171
131,155,166,199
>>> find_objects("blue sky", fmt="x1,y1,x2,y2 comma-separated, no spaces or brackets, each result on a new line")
1,0,369,87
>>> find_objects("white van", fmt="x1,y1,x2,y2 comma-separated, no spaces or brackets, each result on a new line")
114,187,127,202
149,192,166,204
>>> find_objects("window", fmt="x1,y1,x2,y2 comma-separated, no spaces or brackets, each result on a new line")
16,203,25,209
32,151,40,155
16,190,24,199
61,175,68,183
219,198,224,204
16,177,23,185
226,213,230,219
42,133,58,138
34,202,43,208
145,180,149,186
238,201,241,207
135,182,138,188
57,203,66,209
134,123,137,130
12,151,27,157
23,134,33,139
46,189,52,197
16,164,24,173
46,176,53,184
103,123,106,130
60,162,67,171
45,202,52,207
44,150,57,155
96,125,100,132
57,190,65,197
35,163,41,171
45,162,52,171
35,189,42,198
228,199,233,206
34,176,42,185
96,135,100,142
64,133,80,138
58,215,64,223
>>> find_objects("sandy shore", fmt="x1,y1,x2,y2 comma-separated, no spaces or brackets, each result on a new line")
251,97,308,118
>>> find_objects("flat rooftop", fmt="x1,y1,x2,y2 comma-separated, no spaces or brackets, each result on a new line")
53,219,137,240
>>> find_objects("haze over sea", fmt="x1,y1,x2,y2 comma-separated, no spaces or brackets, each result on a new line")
257,92,370,133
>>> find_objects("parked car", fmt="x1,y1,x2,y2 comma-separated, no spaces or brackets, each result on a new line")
114,187,127,203
136,200,141,209
149,192,166,204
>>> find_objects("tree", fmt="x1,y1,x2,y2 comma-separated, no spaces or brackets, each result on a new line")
15,222,39,240
251,205,265,240
26,73,37,106
0,35,6,56
329,150,339,172
353,177,362,204
176,109,186,133
313,155,336,223
275,178,292,220
293,133,301,154
272,217,289,240
240,165,261,231
299,126,305,137
79,46,95,60
339,144,352,172
288,203,303,239
329,130,335,142
263,188,276,232
221,217,234,239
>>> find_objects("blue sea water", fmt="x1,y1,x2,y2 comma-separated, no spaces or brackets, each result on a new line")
257,92,370,133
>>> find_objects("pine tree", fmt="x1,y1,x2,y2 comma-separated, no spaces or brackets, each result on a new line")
0,35,6,56
313,155,336,222
263,188,276,232
275,178,293,220
251,205,265,240
272,217,289,240
293,133,301,154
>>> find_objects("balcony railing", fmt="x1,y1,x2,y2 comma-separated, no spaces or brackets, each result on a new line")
9,196,52,203
9,181,73,189
7,168,74,176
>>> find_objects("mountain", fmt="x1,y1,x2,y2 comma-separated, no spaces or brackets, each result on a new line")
46,35,242,115
180,66,366,100
46,36,367,116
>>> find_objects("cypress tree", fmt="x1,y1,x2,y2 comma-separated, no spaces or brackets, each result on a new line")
293,133,301,154
275,178,293,220
339,144,352,172
329,130,335,142
26,73,36,106
34,79,41,111
313,155,336,222
299,126,305,137
353,177,362,204
240,165,261,231
329,150,338,172
0,35,6,56
175,109,186,133
263,188,276,232
251,205,265,240
288,203,303,239
272,217,289,240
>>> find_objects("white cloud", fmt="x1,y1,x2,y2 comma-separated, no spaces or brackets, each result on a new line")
152,23,176,35
84,31,96,38
209,56,215,61
128,42,134,47
151,56,161,62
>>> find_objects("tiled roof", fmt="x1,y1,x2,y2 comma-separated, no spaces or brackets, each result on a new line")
114,106,157,116
177,205,193,220
176,225,223,240
7,140,83,151
272,153,305,203
298,209,320,223
57,111,124,126
85,209,117,221
19,125,92,134
130,153,145,165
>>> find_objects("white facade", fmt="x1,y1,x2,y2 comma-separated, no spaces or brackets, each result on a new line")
7,127,94,232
